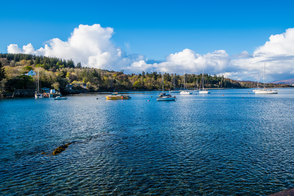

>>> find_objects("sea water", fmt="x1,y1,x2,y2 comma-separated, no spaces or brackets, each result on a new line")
0,88,293,195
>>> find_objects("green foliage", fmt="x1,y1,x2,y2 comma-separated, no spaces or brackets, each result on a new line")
0,62,5,81
0,53,287,97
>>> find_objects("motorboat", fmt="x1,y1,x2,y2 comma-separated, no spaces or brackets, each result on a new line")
54,96,67,100
105,92,131,100
157,93,176,101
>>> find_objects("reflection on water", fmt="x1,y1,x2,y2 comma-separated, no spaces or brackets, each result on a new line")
0,88,293,195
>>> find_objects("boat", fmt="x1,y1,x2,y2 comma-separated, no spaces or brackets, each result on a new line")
199,68,210,94
253,64,278,94
253,89,278,94
54,96,67,100
105,92,131,100
35,69,43,99
157,73,176,101
170,74,180,93
180,73,193,95
157,92,176,101
170,90,180,93
180,90,192,95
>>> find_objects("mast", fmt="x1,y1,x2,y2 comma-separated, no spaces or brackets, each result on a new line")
183,73,186,89
201,67,205,90
263,63,265,89
161,73,164,92
37,69,40,93
173,74,176,90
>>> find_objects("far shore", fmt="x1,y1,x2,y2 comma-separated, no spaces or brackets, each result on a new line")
1,87,293,99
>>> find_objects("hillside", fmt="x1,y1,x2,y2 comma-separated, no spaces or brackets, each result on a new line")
0,53,291,97
272,78,294,85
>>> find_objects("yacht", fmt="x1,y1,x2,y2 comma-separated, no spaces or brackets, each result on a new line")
157,73,176,101
157,92,176,101
253,64,278,94
199,69,210,94
170,74,180,93
253,89,278,94
180,73,192,95
180,90,192,95
35,69,43,99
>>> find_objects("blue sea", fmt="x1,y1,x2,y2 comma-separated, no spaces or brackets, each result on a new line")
0,88,293,195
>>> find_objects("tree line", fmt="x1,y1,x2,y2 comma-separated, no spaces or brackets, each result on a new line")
0,53,288,97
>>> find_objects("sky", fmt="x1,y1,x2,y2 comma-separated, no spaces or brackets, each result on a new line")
1,0,294,81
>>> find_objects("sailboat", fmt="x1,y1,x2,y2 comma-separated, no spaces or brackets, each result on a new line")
35,69,43,99
199,69,210,94
180,73,192,95
170,74,180,93
157,73,176,101
253,64,278,94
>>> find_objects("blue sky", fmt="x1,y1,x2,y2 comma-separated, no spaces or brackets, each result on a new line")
0,0,293,59
1,0,294,81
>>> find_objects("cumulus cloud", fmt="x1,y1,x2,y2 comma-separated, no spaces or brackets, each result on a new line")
128,28,294,81
7,25,293,82
7,24,142,70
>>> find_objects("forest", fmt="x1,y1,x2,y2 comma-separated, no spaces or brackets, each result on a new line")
0,53,288,97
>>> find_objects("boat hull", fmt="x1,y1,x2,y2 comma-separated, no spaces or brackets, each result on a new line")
157,97,176,101
199,90,210,94
106,95,131,100
180,91,192,95
170,91,180,93
54,97,67,100
253,89,278,94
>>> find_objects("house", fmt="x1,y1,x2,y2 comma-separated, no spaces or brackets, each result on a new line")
25,70,36,76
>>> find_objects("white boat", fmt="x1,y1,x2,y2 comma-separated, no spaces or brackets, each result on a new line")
54,96,67,100
253,63,278,94
170,90,180,93
199,68,210,94
157,73,176,101
35,69,43,99
180,73,192,95
35,92,43,99
157,93,176,101
180,90,192,95
199,90,210,94
253,89,278,94
170,74,180,93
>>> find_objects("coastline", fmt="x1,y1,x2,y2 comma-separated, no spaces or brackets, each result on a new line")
1,86,293,99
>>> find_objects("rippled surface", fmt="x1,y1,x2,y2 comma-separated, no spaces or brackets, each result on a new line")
0,88,293,195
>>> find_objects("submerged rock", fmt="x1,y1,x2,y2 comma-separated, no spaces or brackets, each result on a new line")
52,143,72,155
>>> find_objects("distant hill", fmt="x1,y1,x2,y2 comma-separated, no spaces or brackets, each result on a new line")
272,79,294,85
0,53,292,98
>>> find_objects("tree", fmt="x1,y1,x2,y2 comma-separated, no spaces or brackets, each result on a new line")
76,62,82,68
0,62,5,81
52,82,60,90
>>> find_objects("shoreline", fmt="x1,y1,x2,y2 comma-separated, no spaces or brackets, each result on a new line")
0,87,293,99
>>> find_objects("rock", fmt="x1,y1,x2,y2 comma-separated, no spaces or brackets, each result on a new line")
52,143,72,155
270,188,294,196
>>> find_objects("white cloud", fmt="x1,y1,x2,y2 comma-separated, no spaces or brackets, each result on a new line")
7,24,135,70
7,25,294,82
129,28,294,81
